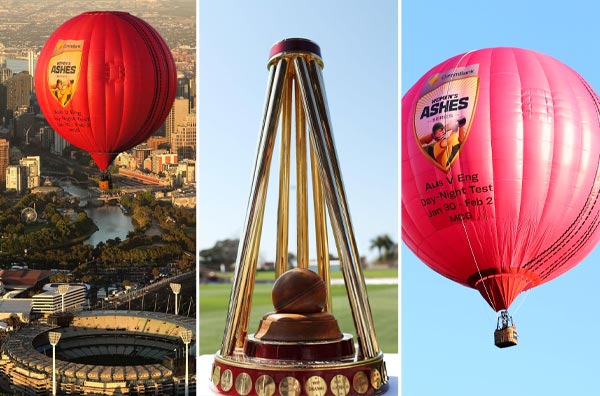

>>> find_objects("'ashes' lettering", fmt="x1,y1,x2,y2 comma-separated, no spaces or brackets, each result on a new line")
420,97,469,119
50,65,77,74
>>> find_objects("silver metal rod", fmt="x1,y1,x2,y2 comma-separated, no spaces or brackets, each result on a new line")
221,58,289,355
294,56,379,358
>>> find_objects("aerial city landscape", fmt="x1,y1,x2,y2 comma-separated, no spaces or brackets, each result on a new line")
0,0,196,394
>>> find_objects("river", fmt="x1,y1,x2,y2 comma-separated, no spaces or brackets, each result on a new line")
59,181,134,247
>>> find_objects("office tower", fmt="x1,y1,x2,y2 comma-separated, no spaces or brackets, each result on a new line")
166,97,189,142
5,165,28,193
171,114,196,161
3,71,32,116
19,156,41,188
27,50,36,93
177,74,190,99
52,131,69,156
40,126,54,150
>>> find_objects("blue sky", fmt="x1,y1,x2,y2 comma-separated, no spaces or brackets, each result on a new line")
402,1,600,395
199,1,398,263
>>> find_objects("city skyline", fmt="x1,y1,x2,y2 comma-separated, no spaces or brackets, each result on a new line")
0,2,197,393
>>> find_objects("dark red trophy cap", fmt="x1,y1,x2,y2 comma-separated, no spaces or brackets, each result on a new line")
268,38,323,67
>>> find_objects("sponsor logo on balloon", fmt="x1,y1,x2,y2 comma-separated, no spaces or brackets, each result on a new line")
46,39,83,107
413,65,479,172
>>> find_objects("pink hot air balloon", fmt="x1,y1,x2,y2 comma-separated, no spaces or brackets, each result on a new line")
402,47,600,346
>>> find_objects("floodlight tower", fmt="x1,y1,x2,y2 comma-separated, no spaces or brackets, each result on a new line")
125,284,132,310
58,284,69,312
170,283,181,315
48,331,61,396
180,329,193,396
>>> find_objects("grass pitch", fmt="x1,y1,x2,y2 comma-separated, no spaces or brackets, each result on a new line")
199,273,398,355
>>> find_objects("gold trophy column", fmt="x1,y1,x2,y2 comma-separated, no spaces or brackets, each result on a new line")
213,38,387,396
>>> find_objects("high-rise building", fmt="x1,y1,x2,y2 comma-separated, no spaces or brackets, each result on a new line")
166,97,190,142
39,126,54,150
52,130,69,155
27,50,36,93
177,74,190,99
5,165,28,193
0,138,8,188
171,114,196,160
3,71,32,117
19,156,41,189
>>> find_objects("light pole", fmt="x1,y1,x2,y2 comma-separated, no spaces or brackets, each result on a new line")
49,331,61,396
58,284,69,313
180,329,193,396
125,285,132,310
170,283,181,315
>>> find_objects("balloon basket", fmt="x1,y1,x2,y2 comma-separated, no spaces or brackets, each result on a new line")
494,310,518,348
99,172,113,191
494,326,518,348
212,38,388,395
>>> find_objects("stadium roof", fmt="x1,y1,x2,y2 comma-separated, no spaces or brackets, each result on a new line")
0,269,51,289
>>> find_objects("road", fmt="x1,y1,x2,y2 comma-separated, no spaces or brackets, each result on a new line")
99,270,197,318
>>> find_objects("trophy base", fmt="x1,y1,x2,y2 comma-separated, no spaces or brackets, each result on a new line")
211,351,388,396
245,333,356,361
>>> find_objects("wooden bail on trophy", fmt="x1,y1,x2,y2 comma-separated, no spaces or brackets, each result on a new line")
211,38,388,396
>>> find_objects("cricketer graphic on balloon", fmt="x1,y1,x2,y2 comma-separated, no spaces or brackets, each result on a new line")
35,11,177,190
402,47,600,346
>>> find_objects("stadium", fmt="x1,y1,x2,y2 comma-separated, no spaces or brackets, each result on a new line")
0,310,196,395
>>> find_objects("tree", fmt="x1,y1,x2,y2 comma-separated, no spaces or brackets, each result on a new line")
199,239,239,270
370,234,396,262
287,252,297,269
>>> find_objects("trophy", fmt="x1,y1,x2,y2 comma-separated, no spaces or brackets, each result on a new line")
211,38,388,396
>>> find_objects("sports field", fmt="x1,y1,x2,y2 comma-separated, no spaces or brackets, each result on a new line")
199,269,398,355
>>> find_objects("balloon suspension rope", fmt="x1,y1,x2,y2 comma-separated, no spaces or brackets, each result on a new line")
443,50,497,313
509,288,529,317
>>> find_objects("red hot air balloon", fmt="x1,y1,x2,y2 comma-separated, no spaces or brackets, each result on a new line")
402,47,600,347
34,11,177,190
